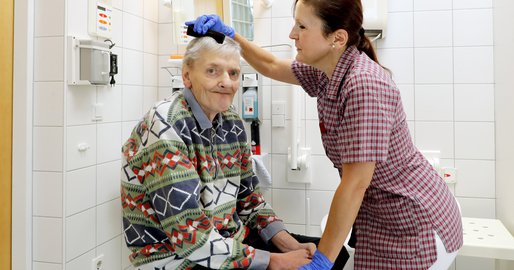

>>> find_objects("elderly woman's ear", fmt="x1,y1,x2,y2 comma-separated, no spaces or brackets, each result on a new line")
182,68,192,89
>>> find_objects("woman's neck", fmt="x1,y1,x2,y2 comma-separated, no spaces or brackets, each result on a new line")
317,47,346,79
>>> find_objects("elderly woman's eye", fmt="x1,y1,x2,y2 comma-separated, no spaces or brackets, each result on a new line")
229,70,240,77
206,68,218,75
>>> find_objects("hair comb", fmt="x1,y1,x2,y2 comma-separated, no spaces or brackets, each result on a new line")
186,25,225,44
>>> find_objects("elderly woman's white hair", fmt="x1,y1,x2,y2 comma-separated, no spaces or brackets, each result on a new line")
182,36,241,68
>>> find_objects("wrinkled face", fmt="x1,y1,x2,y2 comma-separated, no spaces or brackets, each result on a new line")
289,0,332,66
183,50,241,121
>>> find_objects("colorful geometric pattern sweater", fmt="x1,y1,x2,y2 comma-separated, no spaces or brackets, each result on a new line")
121,88,284,270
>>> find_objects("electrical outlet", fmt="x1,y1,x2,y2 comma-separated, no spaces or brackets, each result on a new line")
91,254,104,270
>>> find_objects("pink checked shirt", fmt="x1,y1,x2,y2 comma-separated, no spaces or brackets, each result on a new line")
292,46,463,269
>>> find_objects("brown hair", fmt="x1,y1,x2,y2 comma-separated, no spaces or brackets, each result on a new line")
294,0,379,64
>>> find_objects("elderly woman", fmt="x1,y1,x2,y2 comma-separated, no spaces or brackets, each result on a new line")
121,36,344,270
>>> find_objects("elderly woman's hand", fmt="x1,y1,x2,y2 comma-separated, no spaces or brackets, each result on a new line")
269,249,312,270
297,242,317,257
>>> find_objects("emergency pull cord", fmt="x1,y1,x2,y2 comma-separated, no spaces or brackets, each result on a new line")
104,39,118,87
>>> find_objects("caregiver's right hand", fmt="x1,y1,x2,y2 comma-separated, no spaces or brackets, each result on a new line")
185,14,235,38
299,250,334,270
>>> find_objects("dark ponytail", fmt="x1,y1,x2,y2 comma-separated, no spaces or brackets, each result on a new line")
295,0,381,65
357,28,379,63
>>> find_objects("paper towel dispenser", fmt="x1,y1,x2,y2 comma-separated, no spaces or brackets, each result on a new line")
362,0,388,40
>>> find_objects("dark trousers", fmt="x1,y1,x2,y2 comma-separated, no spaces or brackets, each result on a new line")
192,229,350,269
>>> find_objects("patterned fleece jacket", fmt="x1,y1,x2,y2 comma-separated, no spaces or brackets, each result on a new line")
121,88,284,270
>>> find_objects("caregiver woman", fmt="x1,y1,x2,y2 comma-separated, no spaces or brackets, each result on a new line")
188,0,463,269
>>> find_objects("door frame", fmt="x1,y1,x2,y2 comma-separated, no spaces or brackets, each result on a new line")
12,0,34,269
0,0,14,268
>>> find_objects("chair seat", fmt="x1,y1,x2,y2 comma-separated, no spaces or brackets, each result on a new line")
459,217,514,260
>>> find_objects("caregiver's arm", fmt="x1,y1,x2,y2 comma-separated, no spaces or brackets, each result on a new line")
234,33,299,85
318,162,375,261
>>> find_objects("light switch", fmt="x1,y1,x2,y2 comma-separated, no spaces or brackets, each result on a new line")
272,115,285,127
93,103,103,121
272,101,286,115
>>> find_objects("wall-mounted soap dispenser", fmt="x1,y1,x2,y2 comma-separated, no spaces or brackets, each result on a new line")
238,61,263,156
241,73,259,120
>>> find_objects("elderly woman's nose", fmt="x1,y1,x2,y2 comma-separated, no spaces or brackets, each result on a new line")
219,72,233,87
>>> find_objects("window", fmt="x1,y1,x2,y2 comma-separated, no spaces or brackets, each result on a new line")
231,0,254,41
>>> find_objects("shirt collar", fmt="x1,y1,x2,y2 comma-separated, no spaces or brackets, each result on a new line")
183,88,223,130
326,45,360,100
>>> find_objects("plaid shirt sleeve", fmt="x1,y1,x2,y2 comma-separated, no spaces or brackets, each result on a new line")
340,73,397,163
291,60,323,97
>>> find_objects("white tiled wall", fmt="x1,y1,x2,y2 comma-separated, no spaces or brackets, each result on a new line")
32,0,165,268
494,2,514,269
31,0,497,269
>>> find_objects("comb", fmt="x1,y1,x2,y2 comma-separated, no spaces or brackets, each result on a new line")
186,25,226,44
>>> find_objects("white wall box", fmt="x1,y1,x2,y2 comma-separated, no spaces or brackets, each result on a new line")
67,36,111,85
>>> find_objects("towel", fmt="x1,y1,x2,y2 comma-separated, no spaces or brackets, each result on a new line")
251,155,272,190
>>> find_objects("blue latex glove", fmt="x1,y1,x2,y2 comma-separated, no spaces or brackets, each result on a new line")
185,14,235,38
299,250,334,270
